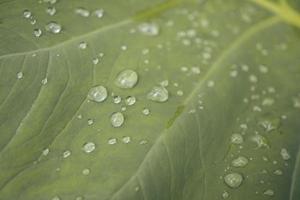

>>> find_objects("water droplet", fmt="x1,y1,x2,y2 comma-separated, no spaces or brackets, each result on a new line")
222,191,229,199
259,65,268,73
46,6,56,16
52,196,60,200
115,69,138,89
207,80,215,87
252,134,269,148
17,72,23,79
232,156,249,167
42,148,49,156
177,90,184,96
113,96,122,104
249,74,258,83
122,136,131,144
87,119,94,125
63,150,71,158
92,58,99,65
263,189,274,196
142,108,150,116
75,196,84,200
78,42,88,49
274,169,283,175
87,85,108,103
41,78,48,85
93,9,104,18
147,86,168,102
121,45,127,51
224,173,243,188
82,168,90,175
125,96,136,106
111,112,124,127
23,10,32,19
33,28,42,37
108,138,117,145
75,8,90,17
160,80,169,87
230,134,243,144
82,142,96,153
45,22,62,34
280,148,290,160
138,23,159,36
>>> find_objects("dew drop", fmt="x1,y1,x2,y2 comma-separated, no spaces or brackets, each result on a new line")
138,23,160,36
42,148,49,156
230,134,243,144
111,112,124,127
41,78,48,85
52,196,60,200
252,134,269,148
23,10,32,19
280,148,290,160
33,28,42,37
224,173,243,188
93,9,104,18
92,58,99,65
222,191,229,199
122,136,131,144
125,96,136,106
82,168,90,175
113,96,122,104
263,189,274,196
75,196,84,200
17,72,23,79
207,80,215,87
108,138,117,145
46,6,56,16
63,150,71,158
274,169,283,175
87,85,108,103
78,42,88,49
142,108,150,116
115,69,138,89
82,142,96,153
75,8,90,17
45,22,62,34
160,80,169,87
232,156,249,167
147,86,169,102
87,119,94,125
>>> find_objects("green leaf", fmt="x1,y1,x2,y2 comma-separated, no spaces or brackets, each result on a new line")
0,0,300,199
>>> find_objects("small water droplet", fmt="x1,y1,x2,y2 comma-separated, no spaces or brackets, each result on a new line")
33,28,42,37
122,136,131,144
280,148,290,160
263,189,274,196
115,69,138,89
125,96,136,106
75,8,90,17
113,96,122,104
17,72,23,79
63,150,71,158
274,169,283,175
87,119,94,125
93,9,104,18
41,78,48,85
108,138,117,145
52,196,60,200
252,134,269,148
231,134,243,144
82,142,96,153
42,148,49,156
79,42,88,49
224,173,243,188
82,168,90,175
207,80,215,87
46,6,56,16
23,10,32,19
75,196,84,200
111,112,124,127
142,108,150,116
45,22,62,34
147,86,168,102
138,23,159,36
160,80,169,87
232,156,249,167
87,85,108,103
222,191,229,199
92,58,99,65
177,90,184,96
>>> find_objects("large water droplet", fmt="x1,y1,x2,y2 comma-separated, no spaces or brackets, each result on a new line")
125,96,136,106
224,173,243,188
82,142,96,153
45,22,62,34
147,86,168,102
111,112,124,127
138,23,160,36
232,156,249,167
87,85,108,102
115,69,138,89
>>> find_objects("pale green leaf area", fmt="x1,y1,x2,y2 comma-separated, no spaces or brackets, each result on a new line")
0,0,300,199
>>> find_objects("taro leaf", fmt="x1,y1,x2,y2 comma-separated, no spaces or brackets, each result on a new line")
0,0,300,199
